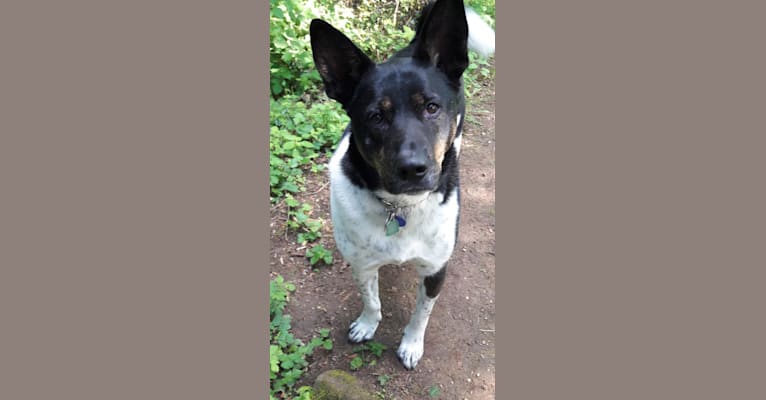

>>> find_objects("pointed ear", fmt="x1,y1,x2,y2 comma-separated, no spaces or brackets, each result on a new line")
412,0,469,84
310,19,374,109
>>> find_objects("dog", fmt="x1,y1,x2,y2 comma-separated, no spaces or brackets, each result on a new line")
310,0,494,370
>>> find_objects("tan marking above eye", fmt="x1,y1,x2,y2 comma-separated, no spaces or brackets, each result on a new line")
411,93,425,106
379,97,392,111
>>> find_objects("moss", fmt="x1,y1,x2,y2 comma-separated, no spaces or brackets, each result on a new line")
313,370,377,400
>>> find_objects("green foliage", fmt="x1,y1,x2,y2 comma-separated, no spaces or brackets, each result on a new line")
283,195,325,245
376,374,391,387
428,384,441,398
269,97,347,200
306,244,333,266
328,1,418,63
349,341,388,370
270,275,295,315
270,276,333,399
349,355,365,371
269,0,323,99
466,0,496,22
464,52,495,99
282,194,334,267
360,341,387,358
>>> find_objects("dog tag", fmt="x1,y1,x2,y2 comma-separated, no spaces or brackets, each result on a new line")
385,217,400,236
385,213,406,236
395,215,406,227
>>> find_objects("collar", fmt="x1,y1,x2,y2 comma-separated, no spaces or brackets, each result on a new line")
375,194,429,236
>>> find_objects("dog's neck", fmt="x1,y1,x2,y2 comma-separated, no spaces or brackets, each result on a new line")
374,192,430,237
374,191,430,210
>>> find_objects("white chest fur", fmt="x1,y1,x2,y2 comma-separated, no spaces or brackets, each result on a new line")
328,134,459,276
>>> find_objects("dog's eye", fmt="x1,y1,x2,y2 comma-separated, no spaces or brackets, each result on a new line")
425,102,440,115
368,112,383,124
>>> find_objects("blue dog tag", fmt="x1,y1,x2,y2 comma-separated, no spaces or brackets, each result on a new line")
395,215,406,227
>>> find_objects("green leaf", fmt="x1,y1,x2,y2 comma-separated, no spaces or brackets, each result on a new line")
377,374,391,386
270,345,282,373
281,181,299,193
273,36,288,49
367,341,387,357
284,195,299,208
280,357,294,370
350,356,364,370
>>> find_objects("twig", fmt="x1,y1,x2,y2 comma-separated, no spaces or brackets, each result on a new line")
393,0,400,27
270,197,285,213
307,181,330,195
285,204,290,241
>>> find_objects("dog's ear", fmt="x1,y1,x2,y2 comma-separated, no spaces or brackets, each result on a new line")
310,19,374,110
413,0,469,85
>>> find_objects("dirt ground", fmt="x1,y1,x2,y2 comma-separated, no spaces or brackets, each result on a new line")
270,74,495,399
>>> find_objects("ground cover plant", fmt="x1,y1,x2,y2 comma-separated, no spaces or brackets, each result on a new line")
270,275,333,399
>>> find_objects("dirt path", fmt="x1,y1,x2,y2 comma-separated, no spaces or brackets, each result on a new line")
270,74,495,399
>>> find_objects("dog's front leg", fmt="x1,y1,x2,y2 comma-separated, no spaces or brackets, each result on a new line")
397,265,447,370
348,266,382,343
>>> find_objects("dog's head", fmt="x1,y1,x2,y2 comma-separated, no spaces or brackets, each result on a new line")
310,0,469,195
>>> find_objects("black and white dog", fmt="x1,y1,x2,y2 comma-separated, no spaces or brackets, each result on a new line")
310,0,494,370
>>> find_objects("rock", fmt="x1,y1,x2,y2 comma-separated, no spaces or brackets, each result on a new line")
313,370,377,400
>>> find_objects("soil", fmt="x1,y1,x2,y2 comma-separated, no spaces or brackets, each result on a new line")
270,73,495,399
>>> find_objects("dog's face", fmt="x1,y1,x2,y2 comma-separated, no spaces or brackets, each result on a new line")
344,60,464,194
310,0,469,195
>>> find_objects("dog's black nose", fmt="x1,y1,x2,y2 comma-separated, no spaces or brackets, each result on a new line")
398,160,429,182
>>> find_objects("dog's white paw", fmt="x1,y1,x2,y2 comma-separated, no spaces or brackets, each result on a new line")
396,336,424,370
348,317,379,343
